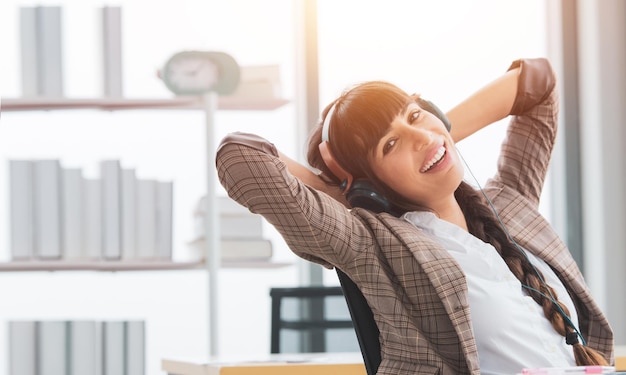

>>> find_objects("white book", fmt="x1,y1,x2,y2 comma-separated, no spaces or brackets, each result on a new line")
136,179,157,259
19,7,39,97
194,195,264,239
37,6,64,97
239,64,281,84
37,321,68,375
125,321,145,375
188,238,273,262
101,6,123,97
103,321,125,375
33,160,62,259
101,160,122,260
219,215,264,239
221,239,273,261
68,320,99,375
121,168,137,260
95,321,104,375
217,196,250,216
225,65,282,100
156,181,173,260
9,320,37,375
63,168,84,260
9,160,34,260
83,178,103,259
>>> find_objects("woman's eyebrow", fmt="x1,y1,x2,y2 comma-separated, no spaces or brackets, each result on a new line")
401,101,414,113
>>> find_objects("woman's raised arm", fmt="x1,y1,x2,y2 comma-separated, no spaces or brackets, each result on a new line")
447,65,521,143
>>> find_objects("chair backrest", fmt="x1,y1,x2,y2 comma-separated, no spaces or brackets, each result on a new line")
269,285,355,353
336,269,381,375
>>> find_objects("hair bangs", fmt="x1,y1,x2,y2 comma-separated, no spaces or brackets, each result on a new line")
332,81,409,178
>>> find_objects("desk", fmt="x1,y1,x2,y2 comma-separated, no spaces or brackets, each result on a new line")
616,345,626,371
162,352,367,375
163,346,626,375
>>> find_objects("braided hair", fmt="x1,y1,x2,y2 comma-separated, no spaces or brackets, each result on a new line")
454,181,608,366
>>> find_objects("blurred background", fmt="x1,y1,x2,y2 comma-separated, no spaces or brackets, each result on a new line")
0,1,624,374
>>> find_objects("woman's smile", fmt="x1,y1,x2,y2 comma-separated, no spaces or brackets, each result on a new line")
420,144,447,173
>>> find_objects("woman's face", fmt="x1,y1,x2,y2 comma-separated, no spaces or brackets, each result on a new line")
369,101,464,211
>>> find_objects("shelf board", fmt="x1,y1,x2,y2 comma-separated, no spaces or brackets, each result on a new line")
0,259,291,272
0,96,290,112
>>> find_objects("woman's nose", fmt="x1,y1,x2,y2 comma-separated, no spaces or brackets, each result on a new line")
411,128,433,151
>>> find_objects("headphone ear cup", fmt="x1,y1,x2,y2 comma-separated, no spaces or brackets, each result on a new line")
346,179,394,215
416,98,452,132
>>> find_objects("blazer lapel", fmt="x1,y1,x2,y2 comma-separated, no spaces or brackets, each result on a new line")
379,215,480,373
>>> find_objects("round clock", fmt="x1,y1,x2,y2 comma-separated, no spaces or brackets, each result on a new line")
160,51,240,96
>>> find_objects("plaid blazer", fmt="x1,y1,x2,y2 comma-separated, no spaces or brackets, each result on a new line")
216,58,613,374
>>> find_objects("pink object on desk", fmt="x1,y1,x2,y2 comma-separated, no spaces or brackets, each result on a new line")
521,366,616,374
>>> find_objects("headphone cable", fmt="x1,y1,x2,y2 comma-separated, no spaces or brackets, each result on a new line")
456,146,586,345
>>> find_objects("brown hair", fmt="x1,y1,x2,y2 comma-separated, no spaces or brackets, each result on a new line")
307,80,608,366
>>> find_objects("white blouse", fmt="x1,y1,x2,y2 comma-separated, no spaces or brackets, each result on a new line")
404,211,578,375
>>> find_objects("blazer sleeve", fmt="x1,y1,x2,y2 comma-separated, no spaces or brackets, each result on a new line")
215,132,377,268
492,57,559,207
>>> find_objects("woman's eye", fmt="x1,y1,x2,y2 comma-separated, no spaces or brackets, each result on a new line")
383,138,396,155
410,110,421,123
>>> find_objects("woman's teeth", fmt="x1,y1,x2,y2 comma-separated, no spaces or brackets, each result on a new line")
421,146,446,172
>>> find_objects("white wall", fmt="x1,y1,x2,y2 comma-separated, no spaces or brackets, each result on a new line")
576,0,626,344
0,1,548,373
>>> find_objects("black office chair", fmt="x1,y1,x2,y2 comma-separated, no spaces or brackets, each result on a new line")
336,269,382,375
269,285,356,353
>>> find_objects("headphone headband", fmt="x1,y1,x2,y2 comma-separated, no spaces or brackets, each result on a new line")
321,101,336,143
318,102,354,193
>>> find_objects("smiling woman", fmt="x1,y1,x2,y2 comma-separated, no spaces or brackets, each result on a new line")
217,57,612,374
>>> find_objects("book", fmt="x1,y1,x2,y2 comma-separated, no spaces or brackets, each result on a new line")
217,195,251,216
125,321,146,375
103,321,125,375
221,239,273,261
101,6,123,97
33,160,62,259
62,168,84,260
194,195,264,239
83,178,103,259
38,6,64,97
101,160,122,260
219,215,264,239
19,7,39,97
9,160,34,260
224,65,282,100
188,238,273,262
9,320,37,375
37,321,68,375
121,168,137,260
68,320,100,375
136,179,157,259
156,181,173,260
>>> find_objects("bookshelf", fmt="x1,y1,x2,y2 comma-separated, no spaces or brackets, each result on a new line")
0,94,291,358
0,259,290,272
1,96,290,112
